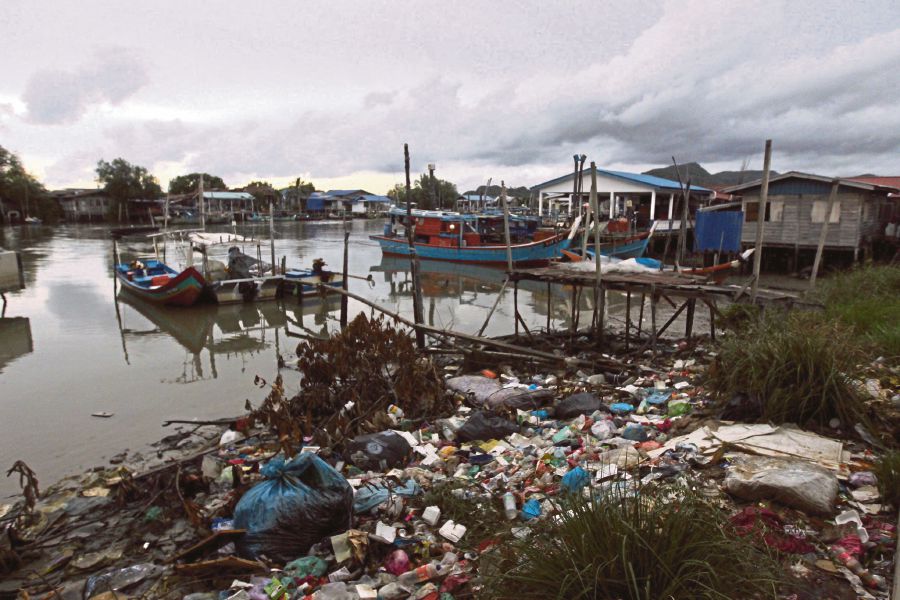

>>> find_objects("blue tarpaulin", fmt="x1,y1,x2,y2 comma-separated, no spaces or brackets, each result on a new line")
694,211,743,252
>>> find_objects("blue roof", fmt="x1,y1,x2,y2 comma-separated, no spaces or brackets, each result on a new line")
326,189,371,197
359,194,390,203
532,168,710,192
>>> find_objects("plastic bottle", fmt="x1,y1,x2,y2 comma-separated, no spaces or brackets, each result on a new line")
503,491,517,520
830,546,886,590
397,562,439,587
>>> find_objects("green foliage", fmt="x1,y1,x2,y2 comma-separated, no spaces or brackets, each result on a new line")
874,450,900,508
709,310,867,427
420,482,504,544
484,486,783,600
96,158,162,218
817,265,900,357
386,173,458,210
0,145,58,222
465,184,531,202
242,180,279,205
168,172,226,194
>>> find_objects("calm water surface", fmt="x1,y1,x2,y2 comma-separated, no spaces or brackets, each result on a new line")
1,220,602,497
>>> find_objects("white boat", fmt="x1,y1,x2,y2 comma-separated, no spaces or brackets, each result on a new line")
187,232,283,304
283,259,343,299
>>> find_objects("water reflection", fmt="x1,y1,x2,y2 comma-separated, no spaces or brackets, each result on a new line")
0,317,33,374
113,292,341,382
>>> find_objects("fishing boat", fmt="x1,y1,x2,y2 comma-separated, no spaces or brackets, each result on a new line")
561,248,754,284
370,207,577,266
112,227,207,307
187,232,283,304
283,258,344,298
114,259,206,307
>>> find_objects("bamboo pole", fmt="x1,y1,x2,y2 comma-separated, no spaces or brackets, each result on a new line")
404,144,425,349
590,163,603,339
751,140,773,302
199,175,205,230
269,200,276,273
808,179,840,291
340,214,350,328
501,181,513,271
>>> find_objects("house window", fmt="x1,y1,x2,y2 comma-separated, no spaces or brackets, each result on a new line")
744,200,783,222
811,201,840,223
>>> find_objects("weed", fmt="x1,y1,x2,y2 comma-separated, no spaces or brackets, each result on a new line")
818,265,900,357
708,310,866,427
420,481,505,544
873,449,900,508
483,484,783,600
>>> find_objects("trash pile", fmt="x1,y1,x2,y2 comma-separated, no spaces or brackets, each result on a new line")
1,336,897,599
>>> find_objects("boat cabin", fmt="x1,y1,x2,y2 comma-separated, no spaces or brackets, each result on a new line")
383,207,548,247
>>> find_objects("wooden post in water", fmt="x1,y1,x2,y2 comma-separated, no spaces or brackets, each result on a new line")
751,139,773,302
340,213,350,328
501,181,513,271
269,200,276,273
590,163,604,339
199,175,205,230
404,144,426,349
809,178,840,291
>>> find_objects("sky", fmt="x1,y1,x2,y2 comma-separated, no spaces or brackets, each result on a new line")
1,0,899,194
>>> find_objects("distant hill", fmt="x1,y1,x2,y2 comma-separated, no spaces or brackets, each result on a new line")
464,184,531,200
643,162,780,189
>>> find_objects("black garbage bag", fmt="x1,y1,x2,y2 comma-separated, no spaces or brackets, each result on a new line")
456,410,519,443
554,392,605,419
345,430,412,471
233,453,353,561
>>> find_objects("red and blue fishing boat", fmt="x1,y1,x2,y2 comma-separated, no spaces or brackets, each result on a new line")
114,260,206,307
370,207,576,266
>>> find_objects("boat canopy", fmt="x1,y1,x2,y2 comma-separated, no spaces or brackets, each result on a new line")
187,232,265,247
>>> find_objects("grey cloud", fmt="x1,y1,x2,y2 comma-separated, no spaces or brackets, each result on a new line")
22,51,148,125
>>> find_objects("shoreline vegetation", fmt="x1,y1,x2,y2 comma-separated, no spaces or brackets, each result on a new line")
1,265,898,599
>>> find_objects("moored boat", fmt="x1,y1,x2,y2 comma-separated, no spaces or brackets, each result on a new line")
370,207,576,266
283,258,344,298
114,259,206,306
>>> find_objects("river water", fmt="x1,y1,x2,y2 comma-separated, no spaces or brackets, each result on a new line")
0,220,703,498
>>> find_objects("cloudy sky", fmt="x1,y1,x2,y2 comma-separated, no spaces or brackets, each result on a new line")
2,0,899,193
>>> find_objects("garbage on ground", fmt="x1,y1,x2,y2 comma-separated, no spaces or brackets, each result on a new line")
2,334,896,600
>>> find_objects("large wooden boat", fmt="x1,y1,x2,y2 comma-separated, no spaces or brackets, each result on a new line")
370,207,576,266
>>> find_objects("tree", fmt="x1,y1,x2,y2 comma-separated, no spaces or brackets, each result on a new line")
168,172,226,194
242,181,280,207
96,158,162,220
0,145,57,222
386,174,459,210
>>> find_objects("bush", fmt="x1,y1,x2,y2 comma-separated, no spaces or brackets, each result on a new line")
483,485,783,600
708,310,866,427
818,265,900,357
874,450,900,508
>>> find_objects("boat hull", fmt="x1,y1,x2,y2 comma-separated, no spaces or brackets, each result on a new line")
283,270,344,298
116,266,206,307
596,236,650,259
370,235,571,266
207,276,284,304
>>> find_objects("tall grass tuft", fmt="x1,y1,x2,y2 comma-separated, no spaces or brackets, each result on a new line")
483,485,783,600
708,310,866,427
818,265,900,357
873,450,900,508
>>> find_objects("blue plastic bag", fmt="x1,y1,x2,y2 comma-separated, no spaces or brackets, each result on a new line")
234,453,353,561
561,466,590,493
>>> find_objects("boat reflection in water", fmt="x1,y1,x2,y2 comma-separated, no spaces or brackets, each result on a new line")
370,256,597,329
0,317,33,374
113,290,340,382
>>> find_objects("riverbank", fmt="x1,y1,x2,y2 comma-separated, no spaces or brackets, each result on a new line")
2,272,898,598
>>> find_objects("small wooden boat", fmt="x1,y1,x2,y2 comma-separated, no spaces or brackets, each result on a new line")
114,259,206,306
188,232,283,304
283,259,344,298
680,249,754,284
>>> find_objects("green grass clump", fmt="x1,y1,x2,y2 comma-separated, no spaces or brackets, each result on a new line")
874,450,900,508
818,265,900,357
483,486,783,600
420,481,505,544
708,310,866,427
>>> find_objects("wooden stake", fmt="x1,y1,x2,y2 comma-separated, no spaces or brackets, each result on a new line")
404,144,425,349
340,214,349,328
590,162,603,339
751,139,773,302
809,178,840,291
501,181,513,271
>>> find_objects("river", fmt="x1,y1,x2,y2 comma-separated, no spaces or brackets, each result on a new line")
1,220,619,498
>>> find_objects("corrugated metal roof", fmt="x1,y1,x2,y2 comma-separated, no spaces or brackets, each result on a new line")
203,191,254,200
359,194,390,203
326,189,371,197
848,176,900,191
531,169,709,192
724,171,900,194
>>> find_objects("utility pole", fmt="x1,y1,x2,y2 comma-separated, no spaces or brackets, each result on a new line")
751,140,773,302
405,144,425,349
